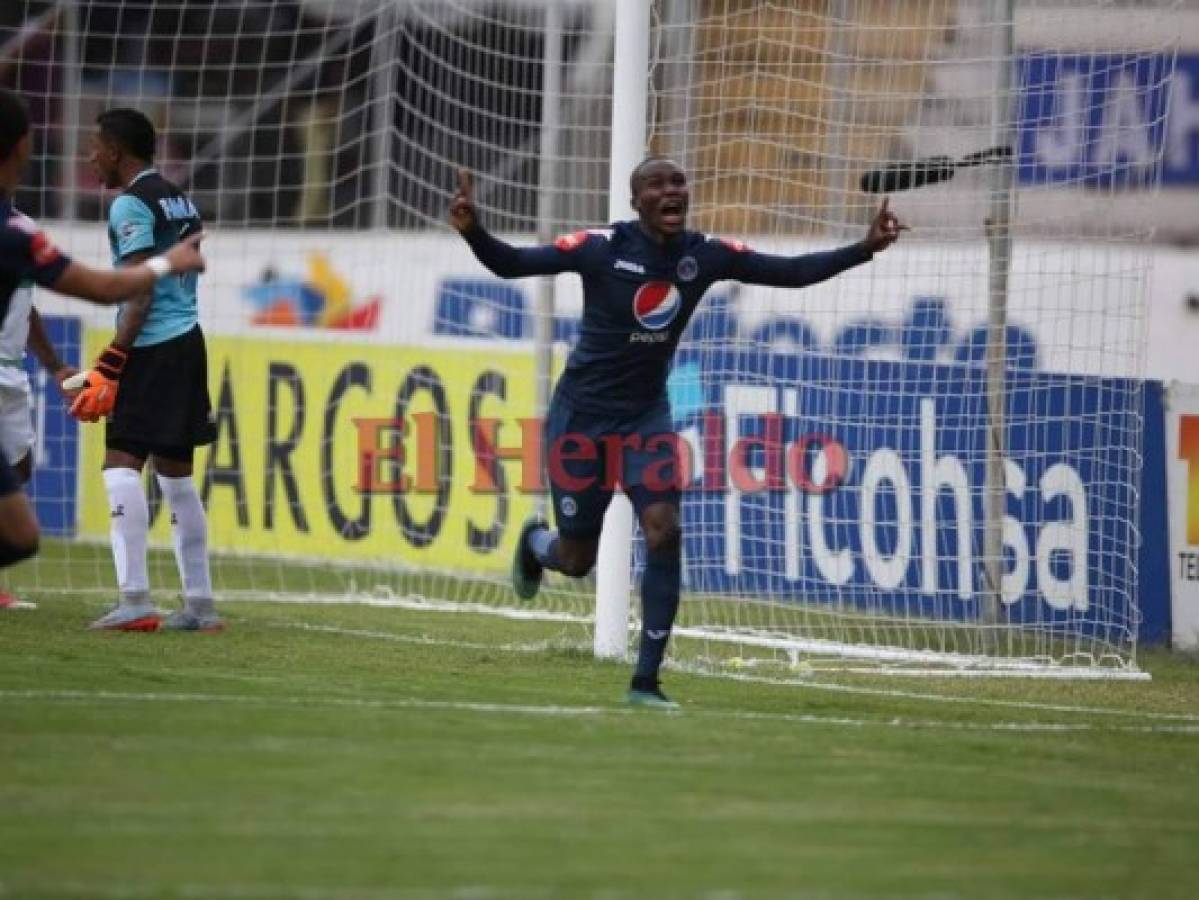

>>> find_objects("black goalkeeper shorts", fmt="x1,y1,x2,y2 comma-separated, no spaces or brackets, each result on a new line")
106,324,216,461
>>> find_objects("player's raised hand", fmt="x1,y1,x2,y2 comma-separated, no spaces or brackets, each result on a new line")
164,232,206,275
449,169,479,234
864,198,906,253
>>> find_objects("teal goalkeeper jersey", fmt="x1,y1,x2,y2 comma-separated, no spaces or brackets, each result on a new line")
107,168,203,347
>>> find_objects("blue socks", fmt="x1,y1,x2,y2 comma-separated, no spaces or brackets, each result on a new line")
634,546,681,682
528,525,563,572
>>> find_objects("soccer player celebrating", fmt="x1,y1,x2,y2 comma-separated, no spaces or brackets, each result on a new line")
79,108,220,632
450,158,903,709
0,88,206,574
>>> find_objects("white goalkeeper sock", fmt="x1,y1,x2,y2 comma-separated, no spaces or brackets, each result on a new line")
103,467,150,605
155,473,214,612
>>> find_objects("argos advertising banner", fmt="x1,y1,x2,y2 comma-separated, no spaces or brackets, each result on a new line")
76,330,545,574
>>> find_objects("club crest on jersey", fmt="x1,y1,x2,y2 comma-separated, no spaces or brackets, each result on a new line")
676,255,698,282
633,281,681,331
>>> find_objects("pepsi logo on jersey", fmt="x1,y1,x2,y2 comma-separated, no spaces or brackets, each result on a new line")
633,281,681,331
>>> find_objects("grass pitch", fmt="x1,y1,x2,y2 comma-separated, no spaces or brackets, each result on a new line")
1,561,1198,899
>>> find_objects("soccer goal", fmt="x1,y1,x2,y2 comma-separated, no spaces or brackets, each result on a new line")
3,0,1179,678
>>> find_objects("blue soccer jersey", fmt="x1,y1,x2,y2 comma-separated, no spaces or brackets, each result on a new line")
463,220,873,417
107,168,203,347
0,198,70,328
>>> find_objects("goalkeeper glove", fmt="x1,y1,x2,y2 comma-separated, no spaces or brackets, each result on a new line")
67,344,128,422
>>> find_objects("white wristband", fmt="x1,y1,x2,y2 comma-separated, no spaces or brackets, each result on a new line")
145,256,172,278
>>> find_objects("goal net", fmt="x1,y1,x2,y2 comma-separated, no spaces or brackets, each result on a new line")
1,0,1179,677
651,0,1179,676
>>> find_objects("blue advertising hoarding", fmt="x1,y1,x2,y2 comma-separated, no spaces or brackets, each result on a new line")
22,315,80,536
665,347,1170,644
1018,52,1199,187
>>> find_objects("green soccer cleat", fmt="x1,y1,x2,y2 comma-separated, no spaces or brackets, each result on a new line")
511,516,547,601
626,678,681,711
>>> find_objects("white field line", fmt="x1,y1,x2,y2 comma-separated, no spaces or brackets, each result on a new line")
3,688,1198,736
0,882,843,900
703,669,1199,723
229,592,593,624
278,621,581,654
271,621,1199,726
0,880,563,900
0,689,608,719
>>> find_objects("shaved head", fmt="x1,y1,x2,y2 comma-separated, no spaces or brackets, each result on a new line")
629,156,682,197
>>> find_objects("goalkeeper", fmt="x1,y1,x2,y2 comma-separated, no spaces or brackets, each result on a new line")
0,88,206,575
450,158,903,708
72,108,220,633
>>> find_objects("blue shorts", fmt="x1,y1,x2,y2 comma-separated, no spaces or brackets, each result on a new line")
543,391,684,540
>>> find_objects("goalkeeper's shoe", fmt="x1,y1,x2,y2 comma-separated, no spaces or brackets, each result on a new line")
626,677,681,711
162,609,225,633
511,516,547,601
88,601,162,632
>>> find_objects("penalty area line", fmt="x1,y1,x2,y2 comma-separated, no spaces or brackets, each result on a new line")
2,689,1197,735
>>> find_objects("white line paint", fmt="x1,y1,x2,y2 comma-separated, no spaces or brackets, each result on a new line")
230,592,593,625
0,880,557,900
0,881,791,900
698,669,1199,723
277,621,578,654
0,688,608,718
3,689,1196,736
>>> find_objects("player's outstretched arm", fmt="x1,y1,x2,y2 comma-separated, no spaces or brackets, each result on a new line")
720,199,905,289
51,233,206,305
450,169,578,279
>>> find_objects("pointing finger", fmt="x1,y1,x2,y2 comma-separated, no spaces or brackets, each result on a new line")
458,169,474,197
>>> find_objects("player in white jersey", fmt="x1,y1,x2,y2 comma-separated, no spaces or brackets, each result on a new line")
0,220,77,608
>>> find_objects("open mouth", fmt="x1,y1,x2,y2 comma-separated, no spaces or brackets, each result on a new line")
659,199,686,226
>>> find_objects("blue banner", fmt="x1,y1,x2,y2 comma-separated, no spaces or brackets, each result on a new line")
23,315,81,536
666,348,1169,643
1018,52,1199,187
